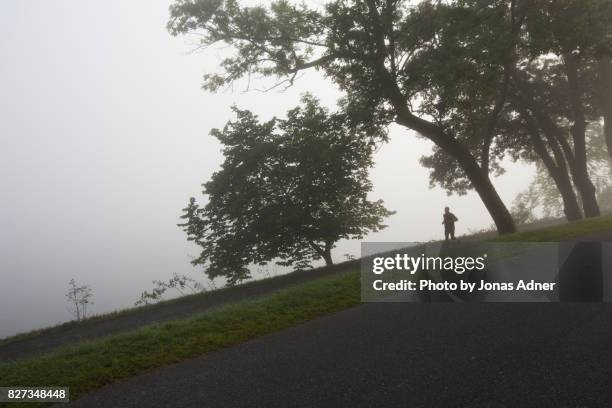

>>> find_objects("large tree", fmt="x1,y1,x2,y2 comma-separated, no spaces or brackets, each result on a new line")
512,121,612,219
510,1,600,217
527,0,612,166
179,96,393,284
397,1,524,201
499,101,584,221
410,0,612,221
168,0,518,234
502,0,612,219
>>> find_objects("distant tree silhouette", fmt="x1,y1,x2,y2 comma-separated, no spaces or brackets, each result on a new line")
179,95,393,285
66,279,93,321
511,123,612,220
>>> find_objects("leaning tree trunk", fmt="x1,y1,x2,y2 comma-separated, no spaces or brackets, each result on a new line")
520,108,583,221
322,249,333,267
467,168,517,234
309,240,334,267
527,95,601,218
552,125,600,218
539,131,583,222
532,134,583,222
393,111,517,234
598,57,612,163
366,4,516,235
572,165,600,218
516,63,600,219
564,53,601,218
554,170,584,222
382,88,517,234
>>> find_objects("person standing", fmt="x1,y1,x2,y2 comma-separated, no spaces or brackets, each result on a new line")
442,207,458,242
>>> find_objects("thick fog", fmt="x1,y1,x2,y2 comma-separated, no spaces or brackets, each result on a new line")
0,0,533,338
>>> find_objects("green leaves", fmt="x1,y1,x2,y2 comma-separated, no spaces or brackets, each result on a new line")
168,0,612,229
168,0,326,91
179,96,392,284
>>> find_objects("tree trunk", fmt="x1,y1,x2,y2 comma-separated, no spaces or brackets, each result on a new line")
309,240,334,267
322,249,333,267
554,171,584,222
530,126,582,221
392,111,516,234
526,96,601,218
552,127,601,218
598,57,612,163
563,53,601,218
514,65,600,218
546,121,600,218
572,167,600,218
322,241,334,266
541,134,583,222
521,109,582,221
369,62,516,234
363,2,516,235
470,170,517,234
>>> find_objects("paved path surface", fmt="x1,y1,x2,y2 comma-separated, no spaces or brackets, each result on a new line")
0,261,357,361
66,302,612,408
4,230,608,361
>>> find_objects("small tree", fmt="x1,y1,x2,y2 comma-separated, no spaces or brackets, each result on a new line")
179,95,393,285
66,279,94,321
135,273,204,306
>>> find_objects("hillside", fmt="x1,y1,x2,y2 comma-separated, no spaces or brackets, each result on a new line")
1,215,612,407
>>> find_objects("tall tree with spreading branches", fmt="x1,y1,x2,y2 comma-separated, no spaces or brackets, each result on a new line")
168,0,612,230
168,0,518,234
434,0,612,221
179,95,393,284
510,0,612,218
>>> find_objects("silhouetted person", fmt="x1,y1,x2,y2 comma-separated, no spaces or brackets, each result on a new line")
442,207,458,242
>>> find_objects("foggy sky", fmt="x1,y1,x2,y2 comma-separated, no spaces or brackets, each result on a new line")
0,0,533,338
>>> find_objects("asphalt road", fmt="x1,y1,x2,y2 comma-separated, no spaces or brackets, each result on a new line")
3,231,608,361
7,231,612,406
66,302,612,408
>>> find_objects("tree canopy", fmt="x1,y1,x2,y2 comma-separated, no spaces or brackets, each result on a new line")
169,0,612,233
179,95,393,284
168,0,519,233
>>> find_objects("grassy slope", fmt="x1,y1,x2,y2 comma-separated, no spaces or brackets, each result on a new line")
4,214,610,347
0,270,360,408
493,213,612,242
2,214,611,407
0,270,337,347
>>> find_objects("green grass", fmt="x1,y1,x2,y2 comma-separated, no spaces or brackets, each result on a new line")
0,270,360,408
2,214,612,407
493,213,612,242
4,214,610,347
0,271,320,346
